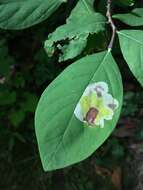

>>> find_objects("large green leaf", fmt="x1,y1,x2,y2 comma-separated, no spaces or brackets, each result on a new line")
113,8,143,26
44,0,106,62
0,0,66,29
35,51,123,171
118,30,143,86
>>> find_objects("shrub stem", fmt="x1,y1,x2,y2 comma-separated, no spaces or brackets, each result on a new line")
106,0,116,51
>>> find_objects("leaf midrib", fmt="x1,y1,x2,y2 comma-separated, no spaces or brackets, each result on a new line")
81,0,92,14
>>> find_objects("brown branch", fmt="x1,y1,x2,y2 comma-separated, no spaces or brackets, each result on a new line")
106,0,116,51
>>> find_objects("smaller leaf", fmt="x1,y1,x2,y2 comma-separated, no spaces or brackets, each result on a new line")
118,30,143,86
113,8,143,26
44,0,106,62
58,33,88,62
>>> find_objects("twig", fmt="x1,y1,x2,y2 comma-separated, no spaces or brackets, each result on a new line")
106,0,116,51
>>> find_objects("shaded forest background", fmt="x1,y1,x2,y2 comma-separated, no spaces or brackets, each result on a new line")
0,0,143,189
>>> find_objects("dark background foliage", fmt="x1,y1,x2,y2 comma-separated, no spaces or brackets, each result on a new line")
0,0,143,189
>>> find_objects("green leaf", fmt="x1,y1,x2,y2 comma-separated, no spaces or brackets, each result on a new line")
44,0,106,62
113,8,143,26
118,30,143,86
35,51,123,171
0,0,67,29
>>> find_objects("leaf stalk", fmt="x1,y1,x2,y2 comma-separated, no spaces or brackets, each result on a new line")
106,0,116,51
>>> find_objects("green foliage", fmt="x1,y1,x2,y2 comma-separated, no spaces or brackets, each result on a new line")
0,0,143,177
118,30,143,86
35,51,123,171
44,0,106,61
113,8,143,26
0,0,66,29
